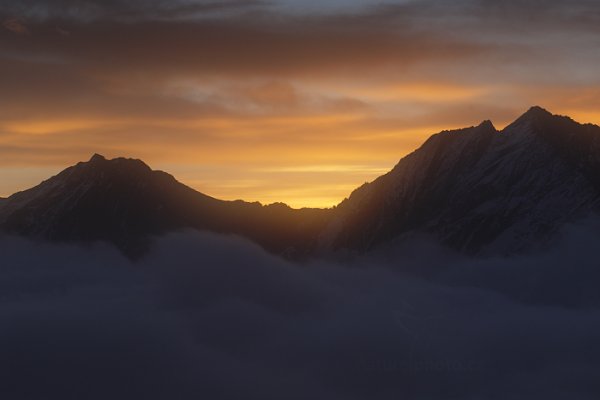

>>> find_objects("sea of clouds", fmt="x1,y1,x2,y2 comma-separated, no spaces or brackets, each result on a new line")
2,219,600,399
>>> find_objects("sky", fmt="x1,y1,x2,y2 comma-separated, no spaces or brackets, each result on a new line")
1,0,600,207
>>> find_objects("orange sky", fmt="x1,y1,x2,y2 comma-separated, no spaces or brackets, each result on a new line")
2,1,600,208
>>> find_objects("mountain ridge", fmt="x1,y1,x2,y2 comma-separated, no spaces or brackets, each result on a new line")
320,106,600,255
0,153,329,258
2,106,600,258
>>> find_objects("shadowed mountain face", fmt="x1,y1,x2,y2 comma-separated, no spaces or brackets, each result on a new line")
0,154,329,258
1,107,600,258
321,107,600,255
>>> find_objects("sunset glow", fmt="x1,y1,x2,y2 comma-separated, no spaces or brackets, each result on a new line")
2,1,600,207
4,3,600,399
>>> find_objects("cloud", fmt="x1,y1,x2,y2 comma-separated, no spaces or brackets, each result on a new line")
2,0,600,207
1,218,600,399
2,18,29,34
56,26,70,36
0,0,268,22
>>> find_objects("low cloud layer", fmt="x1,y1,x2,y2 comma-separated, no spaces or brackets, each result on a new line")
1,218,600,399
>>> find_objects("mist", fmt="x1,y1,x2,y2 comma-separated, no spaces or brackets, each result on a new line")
1,220,600,399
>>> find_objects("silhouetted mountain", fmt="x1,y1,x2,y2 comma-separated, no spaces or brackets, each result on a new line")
0,154,329,258
319,106,600,255
1,106,599,258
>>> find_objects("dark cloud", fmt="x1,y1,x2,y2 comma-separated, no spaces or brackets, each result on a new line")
2,218,600,399
1,0,599,80
4,0,600,24
0,0,268,22
0,18,485,80
2,18,29,34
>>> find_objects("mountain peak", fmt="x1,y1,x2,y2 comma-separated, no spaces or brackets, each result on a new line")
478,119,496,131
503,106,559,134
0,154,328,259
79,154,153,175
520,105,554,120
321,106,600,256
89,153,106,163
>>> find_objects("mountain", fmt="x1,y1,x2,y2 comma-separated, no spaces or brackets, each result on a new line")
1,106,599,258
319,106,600,255
0,154,329,258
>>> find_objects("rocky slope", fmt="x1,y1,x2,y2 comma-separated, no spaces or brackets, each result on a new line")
319,106,600,255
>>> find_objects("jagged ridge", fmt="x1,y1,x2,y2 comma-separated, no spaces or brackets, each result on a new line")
320,106,600,255
1,106,600,258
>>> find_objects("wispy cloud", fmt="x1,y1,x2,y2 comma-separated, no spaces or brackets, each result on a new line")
1,0,600,206
2,18,29,34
